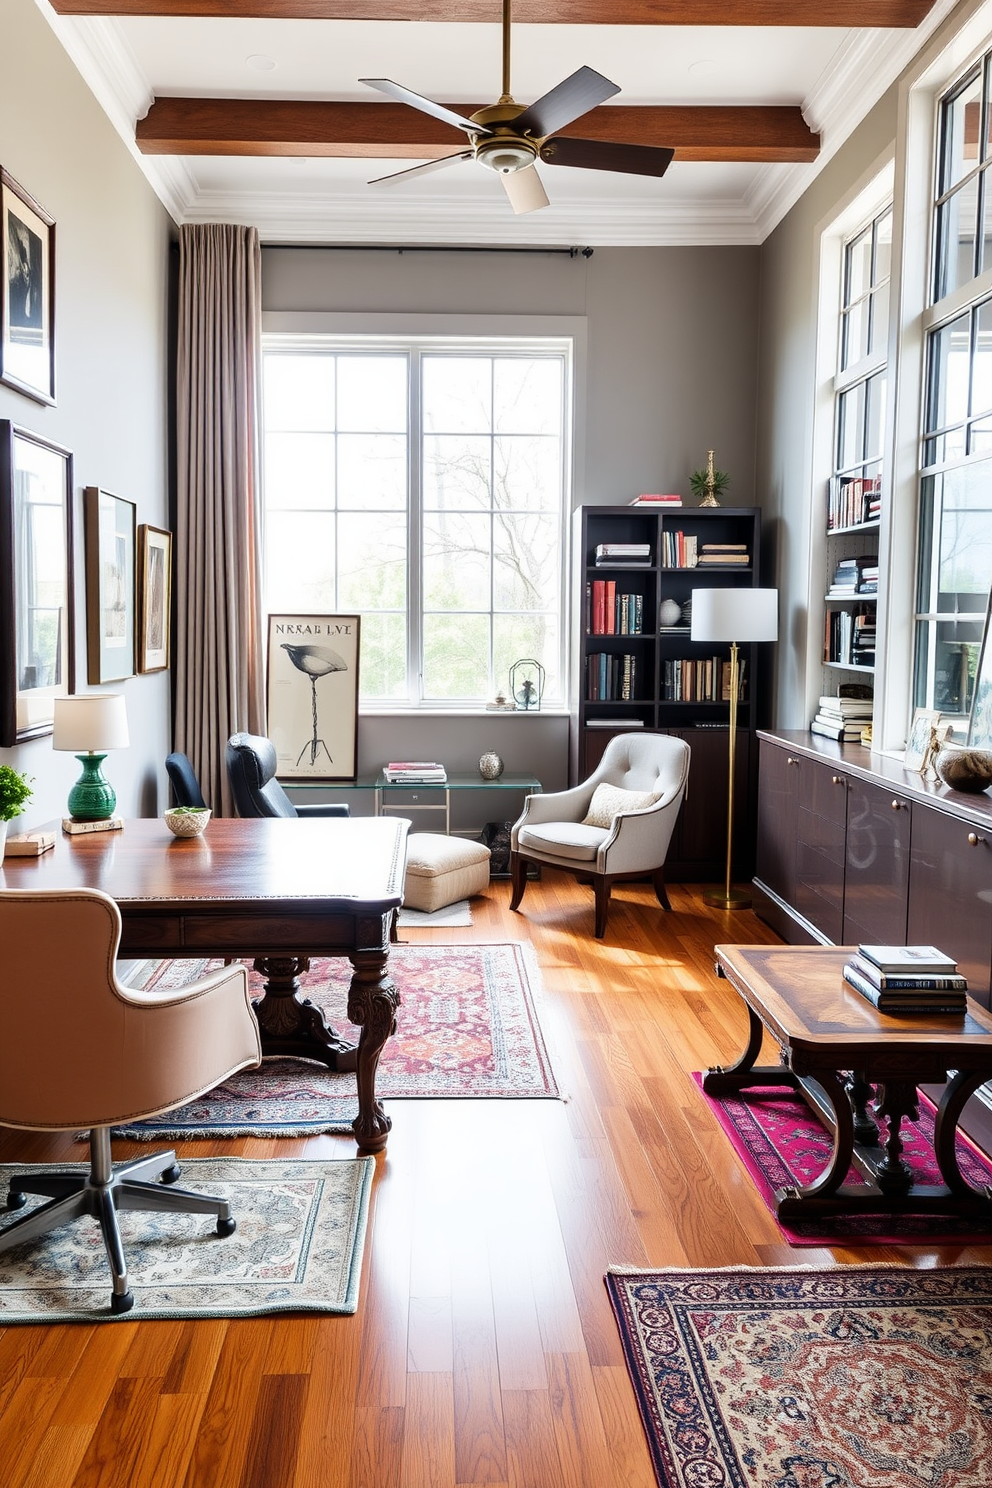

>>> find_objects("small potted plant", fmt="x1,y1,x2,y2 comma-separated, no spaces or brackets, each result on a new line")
690,449,730,507
163,804,211,838
0,765,33,857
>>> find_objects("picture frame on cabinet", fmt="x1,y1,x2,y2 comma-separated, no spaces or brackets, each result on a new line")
0,421,74,745
84,487,136,684
137,524,172,673
904,707,949,774
1,169,56,405
969,591,992,752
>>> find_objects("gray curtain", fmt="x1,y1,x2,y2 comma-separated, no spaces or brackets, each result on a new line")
175,224,265,816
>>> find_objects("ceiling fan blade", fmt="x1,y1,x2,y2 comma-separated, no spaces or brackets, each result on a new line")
540,136,675,179
500,165,550,216
359,78,489,138
369,152,473,187
511,67,620,141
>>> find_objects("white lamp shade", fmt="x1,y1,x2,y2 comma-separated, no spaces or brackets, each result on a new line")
53,694,130,752
690,587,779,644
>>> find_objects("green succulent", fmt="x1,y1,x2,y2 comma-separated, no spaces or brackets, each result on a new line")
167,805,209,815
0,765,33,823
690,465,730,499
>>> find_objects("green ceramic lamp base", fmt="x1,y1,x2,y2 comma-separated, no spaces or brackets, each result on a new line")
67,753,117,822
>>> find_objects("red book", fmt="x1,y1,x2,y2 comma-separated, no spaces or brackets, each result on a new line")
605,580,616,635
593,580,606,634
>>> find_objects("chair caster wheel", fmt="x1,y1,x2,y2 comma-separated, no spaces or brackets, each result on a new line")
160,1163,182,1185
216,1217,236,1238
6,1191,26,1210
111,1289,135,1315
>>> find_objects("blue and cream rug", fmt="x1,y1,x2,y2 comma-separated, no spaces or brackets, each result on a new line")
114,942,559,1139
0,1157,373,1323
607,1263,992,1488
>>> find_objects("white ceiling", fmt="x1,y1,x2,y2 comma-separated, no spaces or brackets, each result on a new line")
39,3,955,245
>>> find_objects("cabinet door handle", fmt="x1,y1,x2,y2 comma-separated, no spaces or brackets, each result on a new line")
969,832,984,846
891,799,902,810
832,775,845,785
787,757,798,766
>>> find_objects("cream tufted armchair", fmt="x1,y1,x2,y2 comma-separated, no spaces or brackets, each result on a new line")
509,732,690,938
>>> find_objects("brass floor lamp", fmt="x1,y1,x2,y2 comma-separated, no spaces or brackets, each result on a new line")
690,587,779,909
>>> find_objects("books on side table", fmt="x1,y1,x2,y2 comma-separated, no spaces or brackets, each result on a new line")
843,944,968,1015
383,761,447,783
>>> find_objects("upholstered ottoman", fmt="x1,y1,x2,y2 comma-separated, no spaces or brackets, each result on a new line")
404,834,491,912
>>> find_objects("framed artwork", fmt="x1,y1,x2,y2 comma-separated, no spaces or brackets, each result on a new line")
1,169,55,405
904,706,950,774
137,524,172,673
84,487,135,684
0,422,74,745
267,614,360,781
969,591,992,751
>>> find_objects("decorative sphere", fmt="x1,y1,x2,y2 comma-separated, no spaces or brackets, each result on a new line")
935,745,992,793
479,752,504,780
659,598,683,628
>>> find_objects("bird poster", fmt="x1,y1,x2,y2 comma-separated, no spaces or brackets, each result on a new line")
266,614,360,780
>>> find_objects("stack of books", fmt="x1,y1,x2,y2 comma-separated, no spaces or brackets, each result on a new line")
843,945,968,1014
696,543,750,566
827,475,882,530
586,579,644,635
629,493,682,507
383,761,447,783
828,555,878,596
659,531,697,568
594,542,652,568
810,694,873,741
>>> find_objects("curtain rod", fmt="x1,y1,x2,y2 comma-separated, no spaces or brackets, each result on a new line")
263,244,594,257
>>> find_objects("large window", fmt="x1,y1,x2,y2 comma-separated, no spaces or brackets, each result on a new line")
262,339,569,708
832,207,891,524
916,58,992,718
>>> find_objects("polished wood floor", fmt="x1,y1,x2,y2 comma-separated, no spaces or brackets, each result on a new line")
3,873,992,1488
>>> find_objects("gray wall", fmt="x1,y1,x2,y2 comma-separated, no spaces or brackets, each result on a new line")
264,244,761,805
0,0,174,832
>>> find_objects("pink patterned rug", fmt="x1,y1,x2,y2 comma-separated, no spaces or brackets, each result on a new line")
607,1263,992,1488
113,943,558,1139
694,1074,992,1245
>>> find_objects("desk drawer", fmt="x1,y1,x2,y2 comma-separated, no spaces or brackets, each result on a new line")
180,913,359,952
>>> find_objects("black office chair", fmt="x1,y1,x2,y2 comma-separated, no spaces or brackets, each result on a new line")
226,733,350,819
165,751,208,809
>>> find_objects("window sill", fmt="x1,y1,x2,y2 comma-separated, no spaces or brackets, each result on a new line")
358,707,570,718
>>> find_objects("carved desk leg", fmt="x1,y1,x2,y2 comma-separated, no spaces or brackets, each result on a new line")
348,947,400,1154
252,955,359,1071
776,1067,855,1216
872,1082,918,1195
846,1072,880,1147
933,1069,992,1200
702,1003,795,1095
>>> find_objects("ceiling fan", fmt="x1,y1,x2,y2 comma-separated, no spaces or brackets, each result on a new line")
359,0,674,215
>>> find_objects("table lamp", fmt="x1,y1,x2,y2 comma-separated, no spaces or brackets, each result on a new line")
53,694,130,822
691,587,778,909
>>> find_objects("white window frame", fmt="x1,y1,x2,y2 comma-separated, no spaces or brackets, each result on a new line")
261,313,585,713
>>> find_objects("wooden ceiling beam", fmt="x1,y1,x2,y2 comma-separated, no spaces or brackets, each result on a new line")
50,0,936,28
137,98,819,162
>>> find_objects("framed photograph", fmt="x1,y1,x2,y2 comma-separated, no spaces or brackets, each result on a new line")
969,591,992,751
84,487,135,684
137,524,172,673
267,614,360,781
1,169,55,405
904,706,950,773
0,422,74,744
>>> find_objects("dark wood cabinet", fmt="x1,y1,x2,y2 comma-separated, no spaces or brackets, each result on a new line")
842,777,911,947
795,758,848,943
909,808,992,1009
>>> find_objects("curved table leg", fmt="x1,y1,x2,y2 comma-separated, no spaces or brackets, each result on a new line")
702,1004,794,1095
933,1070,992,1198
776,1068,855,1217
252,956,359,1072
347,949,400,1154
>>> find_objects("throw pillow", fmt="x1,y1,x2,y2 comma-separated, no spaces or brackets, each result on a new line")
582,782,660,828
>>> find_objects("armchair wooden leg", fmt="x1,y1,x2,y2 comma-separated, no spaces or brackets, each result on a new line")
593,876,612,939
652,868,672,911
509,850,529,912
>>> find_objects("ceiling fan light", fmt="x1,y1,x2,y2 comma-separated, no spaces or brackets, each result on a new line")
475,137,537,174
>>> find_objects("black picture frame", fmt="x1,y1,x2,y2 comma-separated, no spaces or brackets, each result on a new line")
0,421,74,745
84,486,136,684
1,169,56,406
137,523,172,673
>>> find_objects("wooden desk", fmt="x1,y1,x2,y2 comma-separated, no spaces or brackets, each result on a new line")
703,944,992,1223
0,817,410,1153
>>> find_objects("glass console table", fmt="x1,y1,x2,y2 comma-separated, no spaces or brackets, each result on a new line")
289,772,542,836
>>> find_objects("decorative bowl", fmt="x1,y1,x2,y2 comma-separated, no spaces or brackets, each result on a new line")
934,744,992,793
164,807,211,837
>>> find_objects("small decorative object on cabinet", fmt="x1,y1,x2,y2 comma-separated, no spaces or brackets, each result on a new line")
689,450,729,507
509,659,544,711
658,598,683,629
571,503,763,881
479,751,504,780
934,743,992,793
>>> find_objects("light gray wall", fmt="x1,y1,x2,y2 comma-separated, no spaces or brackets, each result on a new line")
0,0,174,832
755,87,900,727
263,244,761,806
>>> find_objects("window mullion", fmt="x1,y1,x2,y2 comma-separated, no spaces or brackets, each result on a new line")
409,348,423,706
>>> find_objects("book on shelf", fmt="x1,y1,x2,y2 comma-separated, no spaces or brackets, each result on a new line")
62,816,124,835
842,963,966,1014
587,652,638,702
659,531,698,568
586,718,645,728
3,830,56,857
810,715,865,740
817,695,873,716
595,543,650,557
827,474,882,530
697,553,749,564
700,543,748,552
587,580,643,635
846,951,967,992
384,761,447,782
629,494,682,506
857,944,958,975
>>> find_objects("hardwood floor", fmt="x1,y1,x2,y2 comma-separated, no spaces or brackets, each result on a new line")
2,873,991,1488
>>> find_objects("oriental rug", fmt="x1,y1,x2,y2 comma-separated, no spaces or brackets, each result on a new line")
693,1074,992,1245
113,942,559,1139
607,1263,992,1488
0,1156,372,1322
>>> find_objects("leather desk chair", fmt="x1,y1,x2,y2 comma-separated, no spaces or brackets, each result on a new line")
226,733,351,818
0,888,261,1314
165,750,208,809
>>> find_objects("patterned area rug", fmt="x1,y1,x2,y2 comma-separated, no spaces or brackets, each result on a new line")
607,1263,992,1488
397,899,472,927
694,1075,992,1245
0,1157,372,1322
114,942,559,1139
